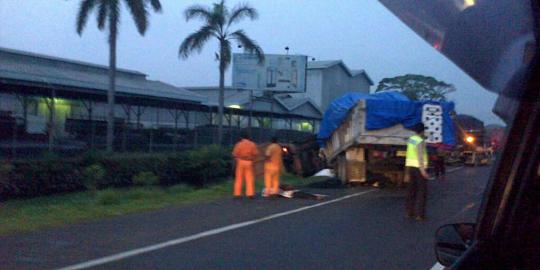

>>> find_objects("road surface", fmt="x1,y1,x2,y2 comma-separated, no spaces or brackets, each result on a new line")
0,166,491,270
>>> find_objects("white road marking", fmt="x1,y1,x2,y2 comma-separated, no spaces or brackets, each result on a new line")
431,262,445,270
57,190,376,270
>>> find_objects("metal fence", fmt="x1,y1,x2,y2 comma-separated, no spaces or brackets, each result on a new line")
0,113,316,160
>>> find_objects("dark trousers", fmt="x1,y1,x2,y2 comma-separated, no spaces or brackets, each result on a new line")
434,158,445,176
406,167,428,218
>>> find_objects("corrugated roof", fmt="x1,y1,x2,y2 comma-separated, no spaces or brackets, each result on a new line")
0,47,204,103
307,60,342,69
145,81,205,102
275,94,323,115
308,60,374,85
351,69,365,76
351,69,374,85
276,95,306,109
184,87,322,119
184,86,251,106
0,47,144,75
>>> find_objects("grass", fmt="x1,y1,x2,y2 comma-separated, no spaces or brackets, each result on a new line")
0,173,324,236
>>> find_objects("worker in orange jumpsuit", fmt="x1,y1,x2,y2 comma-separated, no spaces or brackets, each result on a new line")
264,136,283,197
232,131,259,199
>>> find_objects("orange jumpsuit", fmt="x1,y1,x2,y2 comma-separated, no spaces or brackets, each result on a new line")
264,143,283,195
232,139,259,197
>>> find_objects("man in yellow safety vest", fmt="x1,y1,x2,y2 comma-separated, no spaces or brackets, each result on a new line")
405,123,431,221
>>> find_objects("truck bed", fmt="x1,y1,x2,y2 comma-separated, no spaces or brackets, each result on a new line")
324,100,414,162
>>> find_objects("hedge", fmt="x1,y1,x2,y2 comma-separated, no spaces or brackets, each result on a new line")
0,145,232,201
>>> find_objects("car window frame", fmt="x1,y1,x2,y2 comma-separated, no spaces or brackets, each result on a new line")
449,1,540,268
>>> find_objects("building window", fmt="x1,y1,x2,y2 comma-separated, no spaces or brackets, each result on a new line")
297,121,313,131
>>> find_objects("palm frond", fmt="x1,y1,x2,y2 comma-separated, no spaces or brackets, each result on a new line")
179,25,217,58
108,1,121,44
97,1,108,30
76,0,99,34
230,30,264,64
211,0,227,29
219,38,232,71
184,5,213,22
146,0,162,12
125,0,149,34
227,3,257,28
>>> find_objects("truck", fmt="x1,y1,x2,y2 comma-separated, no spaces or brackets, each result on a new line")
318,92,455,186
453,114,493,166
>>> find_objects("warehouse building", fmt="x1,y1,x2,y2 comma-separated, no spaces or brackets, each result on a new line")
0,47,322,155
185,86,323,132
297,60,374,111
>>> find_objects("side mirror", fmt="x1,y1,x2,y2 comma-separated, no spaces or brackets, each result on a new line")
435,223,476,267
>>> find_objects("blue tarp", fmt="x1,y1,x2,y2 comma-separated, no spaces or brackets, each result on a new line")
317,92,456,146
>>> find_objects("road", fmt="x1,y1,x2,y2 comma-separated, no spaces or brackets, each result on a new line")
1,166,491,270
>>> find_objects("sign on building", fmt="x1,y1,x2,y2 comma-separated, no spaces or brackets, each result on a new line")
232,53,307,92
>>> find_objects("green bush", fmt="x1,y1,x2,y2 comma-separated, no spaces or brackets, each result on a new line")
81,150,106,166
0,146,233,201
125,188,156,200
132,171,158,186
166,184,194,194
5,159,83,199
100,153,165,187
96,189,121,205
82,164,106,194
184,145,230,187
159,145,232,187
0,163,13,178
0,163,14,196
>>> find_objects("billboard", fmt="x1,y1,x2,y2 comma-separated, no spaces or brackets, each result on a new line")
232,53,307,92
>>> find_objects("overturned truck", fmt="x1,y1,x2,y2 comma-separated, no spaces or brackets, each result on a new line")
318,92,456,185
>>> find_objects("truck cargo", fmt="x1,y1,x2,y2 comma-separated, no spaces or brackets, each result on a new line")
317,92,456,185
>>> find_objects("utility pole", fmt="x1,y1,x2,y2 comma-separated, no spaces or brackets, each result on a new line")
248,89,253,137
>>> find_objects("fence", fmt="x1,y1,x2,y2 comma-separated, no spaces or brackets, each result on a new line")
0,114,316,160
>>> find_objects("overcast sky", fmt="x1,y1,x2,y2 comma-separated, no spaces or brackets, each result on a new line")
0,0,503,125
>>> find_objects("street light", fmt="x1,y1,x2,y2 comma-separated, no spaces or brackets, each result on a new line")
465,135,475,144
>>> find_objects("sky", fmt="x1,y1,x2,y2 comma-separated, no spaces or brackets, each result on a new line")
0,0,503,125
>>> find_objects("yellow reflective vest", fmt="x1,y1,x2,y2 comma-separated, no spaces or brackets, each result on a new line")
405,135,428,168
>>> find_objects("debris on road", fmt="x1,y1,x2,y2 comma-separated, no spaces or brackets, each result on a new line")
313,169,335,177
307,177,346,189
262,185,327,200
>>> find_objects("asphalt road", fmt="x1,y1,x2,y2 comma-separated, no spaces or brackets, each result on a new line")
1,166,491,270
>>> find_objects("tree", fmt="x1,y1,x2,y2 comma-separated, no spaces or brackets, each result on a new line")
76,0,162,151
375,74,456,101
179,0,264,145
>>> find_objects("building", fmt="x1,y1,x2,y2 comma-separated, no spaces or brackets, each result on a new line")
0,47,207,136
186,59,373,130
0,47,321,154
185,86,323,132
297,60,374,111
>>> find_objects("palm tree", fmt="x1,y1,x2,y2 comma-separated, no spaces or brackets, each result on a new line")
76,0,162,152
179,0,264,145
